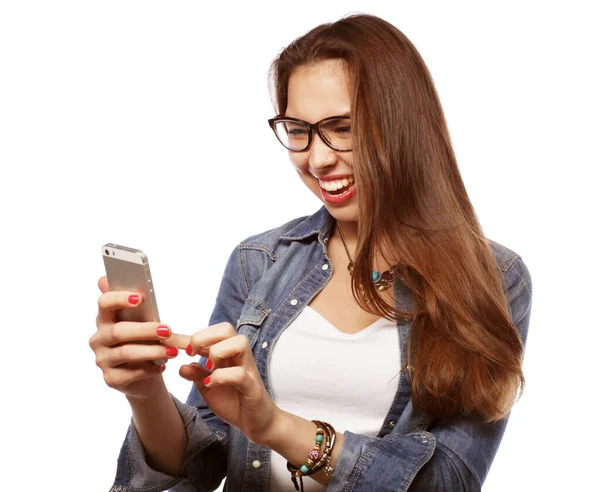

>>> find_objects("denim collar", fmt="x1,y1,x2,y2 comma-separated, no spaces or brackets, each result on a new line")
281,206,414,314
280,206,335,245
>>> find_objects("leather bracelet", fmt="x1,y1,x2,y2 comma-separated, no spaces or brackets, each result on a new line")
287,420,336,491
307,421,336,475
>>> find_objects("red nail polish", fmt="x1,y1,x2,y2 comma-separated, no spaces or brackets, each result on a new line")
157,325,170,338
206,359,213,370
203,376,211,386
166,346,178,357
161,364,166,372
128,294,140,305
186,344,193,356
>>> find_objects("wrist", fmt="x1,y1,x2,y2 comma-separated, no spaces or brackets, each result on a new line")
258,406,291,449
126,377,168,405
258,407,318,457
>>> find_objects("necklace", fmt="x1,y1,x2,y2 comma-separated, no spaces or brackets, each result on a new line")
336,223,397,292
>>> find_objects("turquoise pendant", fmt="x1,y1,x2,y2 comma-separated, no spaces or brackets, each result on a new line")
372,270,381,282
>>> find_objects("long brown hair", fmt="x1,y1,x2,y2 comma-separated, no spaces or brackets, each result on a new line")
269,14,525,423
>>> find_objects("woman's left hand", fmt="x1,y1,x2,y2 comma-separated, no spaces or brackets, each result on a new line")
179,322,278,445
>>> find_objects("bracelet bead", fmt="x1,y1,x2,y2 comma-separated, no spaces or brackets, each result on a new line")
308,449,319,460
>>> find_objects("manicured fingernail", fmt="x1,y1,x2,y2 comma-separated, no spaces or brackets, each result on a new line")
156,325,171,338
203,376,211,386
206,359,213,370
166,346,178,357
186,344,193,356
128,294,140,305
161,364,166,372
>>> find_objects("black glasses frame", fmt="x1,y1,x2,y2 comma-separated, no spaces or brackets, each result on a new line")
267,115,352,152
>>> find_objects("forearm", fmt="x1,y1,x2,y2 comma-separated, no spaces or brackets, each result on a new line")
127,379,187,477
260,408,345,487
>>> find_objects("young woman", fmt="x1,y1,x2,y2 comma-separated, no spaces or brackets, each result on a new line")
91,14,532,492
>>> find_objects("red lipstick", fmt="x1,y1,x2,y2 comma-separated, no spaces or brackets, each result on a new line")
319,182,356,204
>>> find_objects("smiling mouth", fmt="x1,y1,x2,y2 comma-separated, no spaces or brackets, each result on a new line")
318,175,355,195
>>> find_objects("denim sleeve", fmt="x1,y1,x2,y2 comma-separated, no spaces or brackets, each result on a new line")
111,245,248,492
327,257,533,492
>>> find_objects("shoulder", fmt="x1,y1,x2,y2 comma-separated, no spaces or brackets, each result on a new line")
240,217,307,249
216,208,330,301
487,238,531,291
236,206,331,256
487,238,532,330
487,238,523,274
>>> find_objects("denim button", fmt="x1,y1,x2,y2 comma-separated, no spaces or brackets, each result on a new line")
389,421,396,428
261,342,268,349
290,299,298,306
322,264,329,270
252,460,261,468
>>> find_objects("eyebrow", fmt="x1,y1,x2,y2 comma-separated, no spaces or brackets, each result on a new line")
283,112,351,121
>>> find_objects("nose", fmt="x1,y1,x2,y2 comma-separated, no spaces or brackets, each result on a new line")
308,132,337,170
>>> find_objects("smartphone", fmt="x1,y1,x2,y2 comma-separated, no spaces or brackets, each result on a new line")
102,243,166,365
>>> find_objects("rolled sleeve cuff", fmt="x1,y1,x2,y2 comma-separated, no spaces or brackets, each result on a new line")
327,430,436,492
112,395,221,492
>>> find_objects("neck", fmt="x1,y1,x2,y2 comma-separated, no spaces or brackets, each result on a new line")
334,219,358,244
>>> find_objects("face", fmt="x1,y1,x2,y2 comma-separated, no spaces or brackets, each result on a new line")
285,59,358,223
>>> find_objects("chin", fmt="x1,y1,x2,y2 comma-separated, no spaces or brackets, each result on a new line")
323,203,359,223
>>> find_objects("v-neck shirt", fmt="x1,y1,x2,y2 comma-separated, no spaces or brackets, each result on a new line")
267,305,401,491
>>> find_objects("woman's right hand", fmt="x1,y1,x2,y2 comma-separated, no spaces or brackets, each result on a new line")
89,276,186,399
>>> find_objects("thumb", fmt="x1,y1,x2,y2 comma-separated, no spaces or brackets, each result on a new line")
98,275,109,294
179,362,211,387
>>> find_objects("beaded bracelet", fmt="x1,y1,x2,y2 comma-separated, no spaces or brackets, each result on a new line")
311,421,336,477
287,420,336,491
287,424,326,490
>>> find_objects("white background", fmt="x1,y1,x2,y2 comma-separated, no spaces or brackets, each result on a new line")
1,1,598,490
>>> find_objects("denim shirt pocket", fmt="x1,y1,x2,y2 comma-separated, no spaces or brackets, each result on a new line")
235,297,270,350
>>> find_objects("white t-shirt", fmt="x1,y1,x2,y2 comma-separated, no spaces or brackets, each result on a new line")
267,305,401,491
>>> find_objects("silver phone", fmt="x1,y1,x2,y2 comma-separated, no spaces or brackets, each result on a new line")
102,243,166,365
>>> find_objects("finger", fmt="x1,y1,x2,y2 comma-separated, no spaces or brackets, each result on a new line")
97,290,144,325
98,276,109,294
165,332,192,351
203,366,258,397
97,342,180,367
103,362,164,391
189,322,237,356
92,321,170,347
179,362,211,384
206,335,253,370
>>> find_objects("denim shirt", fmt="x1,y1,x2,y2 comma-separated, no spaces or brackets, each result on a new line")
111,206,532,492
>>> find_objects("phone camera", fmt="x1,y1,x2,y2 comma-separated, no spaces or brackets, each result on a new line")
105,249,110,256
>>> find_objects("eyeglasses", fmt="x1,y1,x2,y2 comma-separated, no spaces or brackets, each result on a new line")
267,115,352,152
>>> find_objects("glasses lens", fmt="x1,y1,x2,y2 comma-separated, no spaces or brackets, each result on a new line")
273,120,309,151
319,117,352,151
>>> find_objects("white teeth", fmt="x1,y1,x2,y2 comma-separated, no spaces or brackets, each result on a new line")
320,176,355,191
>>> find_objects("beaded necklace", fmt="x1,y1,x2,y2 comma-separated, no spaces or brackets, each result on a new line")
336,223,397,292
